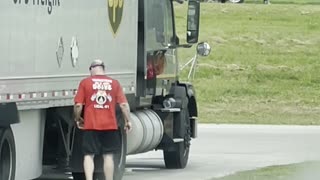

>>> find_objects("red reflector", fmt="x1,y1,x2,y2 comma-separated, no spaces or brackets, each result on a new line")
52,92,58,97
18,94,25,99
63,90,69,96
42,92,48,97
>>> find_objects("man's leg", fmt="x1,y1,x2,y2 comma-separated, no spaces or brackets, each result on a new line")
83,154,95,180
103,154,114,180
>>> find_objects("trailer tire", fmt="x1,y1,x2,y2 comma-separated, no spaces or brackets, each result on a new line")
163,99,191,169
0,127,16,180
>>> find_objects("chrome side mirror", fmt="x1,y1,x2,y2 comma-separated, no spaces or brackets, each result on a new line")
196,42,211,57
180,42,211,80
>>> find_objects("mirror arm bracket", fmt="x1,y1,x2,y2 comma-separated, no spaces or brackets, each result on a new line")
168,44,193,49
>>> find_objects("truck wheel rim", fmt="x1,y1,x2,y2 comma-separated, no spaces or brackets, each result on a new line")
0,140,13,180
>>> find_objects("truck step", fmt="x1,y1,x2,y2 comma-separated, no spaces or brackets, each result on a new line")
173,138,184,143
160,108,181,113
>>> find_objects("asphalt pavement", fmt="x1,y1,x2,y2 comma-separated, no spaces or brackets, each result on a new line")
36,124,320,180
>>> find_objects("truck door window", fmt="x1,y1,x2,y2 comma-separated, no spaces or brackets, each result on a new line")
145,0,174,51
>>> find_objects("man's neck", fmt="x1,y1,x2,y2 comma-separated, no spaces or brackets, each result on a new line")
92,73,104,76
91,70,105,76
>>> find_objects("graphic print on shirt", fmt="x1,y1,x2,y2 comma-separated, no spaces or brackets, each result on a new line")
91,79,113,109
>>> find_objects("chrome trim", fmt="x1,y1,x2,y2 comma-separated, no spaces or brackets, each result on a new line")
0,72,135,81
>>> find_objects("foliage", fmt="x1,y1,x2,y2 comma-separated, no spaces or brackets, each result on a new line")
174,0,320,124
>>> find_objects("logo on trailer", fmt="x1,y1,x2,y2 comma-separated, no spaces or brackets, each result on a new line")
13,0,61,15
107,0,124,36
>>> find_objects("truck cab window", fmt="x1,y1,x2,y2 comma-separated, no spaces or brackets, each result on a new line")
145,0,174,51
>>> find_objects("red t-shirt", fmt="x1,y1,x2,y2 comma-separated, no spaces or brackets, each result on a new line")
74,75,127,130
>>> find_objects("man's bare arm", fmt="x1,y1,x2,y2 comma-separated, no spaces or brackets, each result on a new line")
119,102,131,123
74,103,83,121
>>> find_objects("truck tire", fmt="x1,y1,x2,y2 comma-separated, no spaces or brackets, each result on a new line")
163,98,191,169
229,0,244,3
0,127,16,180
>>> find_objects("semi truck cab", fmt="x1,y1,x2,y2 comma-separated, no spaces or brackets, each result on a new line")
0,1,206,180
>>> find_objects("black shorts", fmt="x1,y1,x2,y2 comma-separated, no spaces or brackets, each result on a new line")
82,130,121,155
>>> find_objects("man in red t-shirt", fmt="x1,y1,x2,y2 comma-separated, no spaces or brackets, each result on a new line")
74,59,132,180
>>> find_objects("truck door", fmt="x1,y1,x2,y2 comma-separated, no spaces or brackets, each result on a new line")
137,0,177,97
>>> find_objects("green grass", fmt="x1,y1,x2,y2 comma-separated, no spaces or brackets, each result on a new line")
174,1,320,124
211,161,320,180
246,0,320,5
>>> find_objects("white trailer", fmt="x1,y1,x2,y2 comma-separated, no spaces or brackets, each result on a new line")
0,0,209,179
